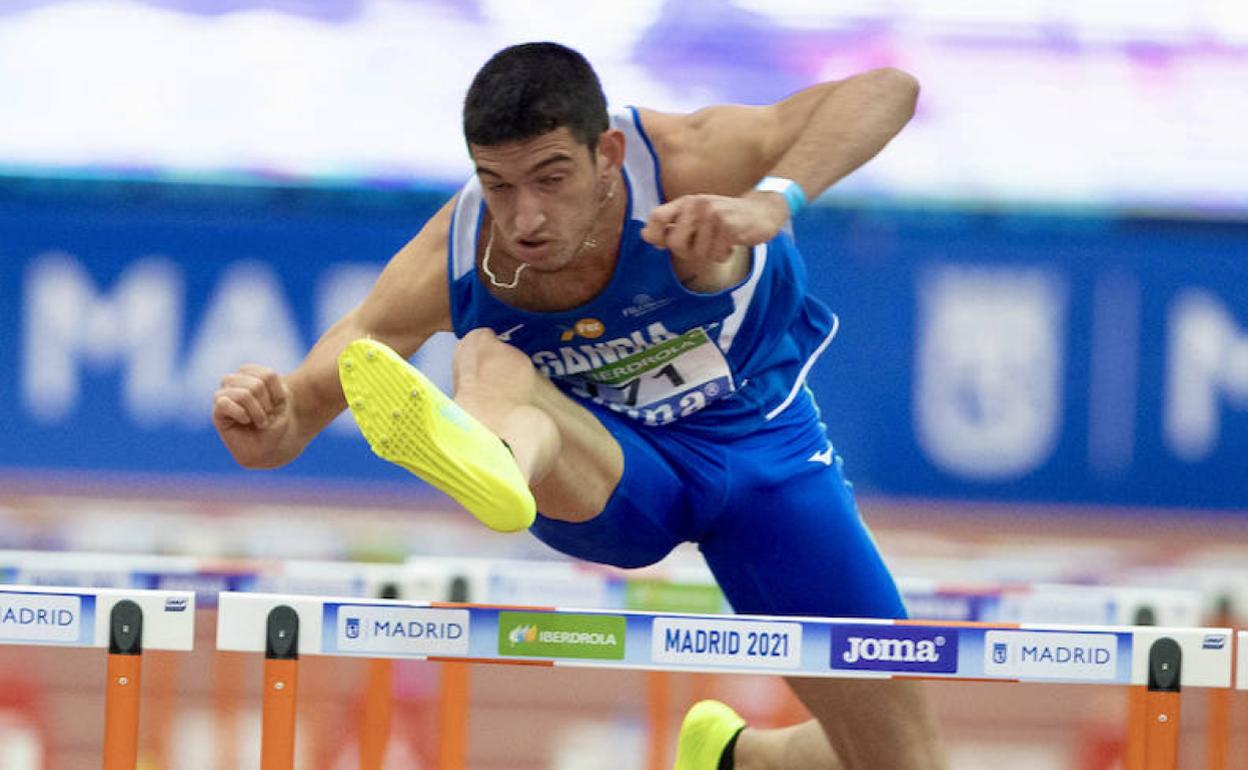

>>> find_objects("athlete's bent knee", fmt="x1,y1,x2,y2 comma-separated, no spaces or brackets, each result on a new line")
453,327,538,391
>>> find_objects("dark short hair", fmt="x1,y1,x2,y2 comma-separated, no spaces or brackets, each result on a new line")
463,42,609,151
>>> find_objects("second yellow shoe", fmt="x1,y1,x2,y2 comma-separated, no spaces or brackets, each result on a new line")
673,700,746,770
338,338,536,532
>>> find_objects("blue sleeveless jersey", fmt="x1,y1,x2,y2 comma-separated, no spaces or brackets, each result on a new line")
448,107,839,439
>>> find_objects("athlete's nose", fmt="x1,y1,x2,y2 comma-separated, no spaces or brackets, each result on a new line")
512,187,547,237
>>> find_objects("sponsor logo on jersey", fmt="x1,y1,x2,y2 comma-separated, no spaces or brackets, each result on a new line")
496,323,525,342
622,293,675,318
533,321,679,377
560,317,606,342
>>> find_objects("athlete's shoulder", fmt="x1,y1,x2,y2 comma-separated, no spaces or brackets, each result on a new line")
627,105,773,199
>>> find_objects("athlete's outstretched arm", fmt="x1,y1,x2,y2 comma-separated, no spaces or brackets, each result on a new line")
212,200,455,469
639,68,919,264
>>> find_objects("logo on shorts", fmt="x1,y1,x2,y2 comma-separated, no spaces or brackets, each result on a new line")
830,625,958,673
808,445,834,466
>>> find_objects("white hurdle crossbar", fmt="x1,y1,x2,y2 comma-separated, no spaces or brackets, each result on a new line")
217,591,1234,770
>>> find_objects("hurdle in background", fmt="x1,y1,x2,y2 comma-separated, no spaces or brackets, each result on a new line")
0,585,195,770
217,591,1235,770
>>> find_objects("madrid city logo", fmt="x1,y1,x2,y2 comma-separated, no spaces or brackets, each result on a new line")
993,642,1008,665
345,617,361,640
830,625,958,673
983,630,1119,681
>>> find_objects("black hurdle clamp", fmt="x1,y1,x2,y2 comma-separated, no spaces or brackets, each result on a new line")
265,605,300,661
109,600,143,656
378,582,401,601
1148,637,1182,692
448,575,470,603
1133,605,1157,627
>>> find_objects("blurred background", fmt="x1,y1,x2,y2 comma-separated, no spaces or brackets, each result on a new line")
0,1,1246,768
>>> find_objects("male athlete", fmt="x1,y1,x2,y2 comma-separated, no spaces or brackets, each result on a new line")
213,43,945,769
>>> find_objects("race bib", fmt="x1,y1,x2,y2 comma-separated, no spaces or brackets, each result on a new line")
563,327,735,425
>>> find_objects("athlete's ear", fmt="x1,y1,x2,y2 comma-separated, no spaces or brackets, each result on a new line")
595,129,625,175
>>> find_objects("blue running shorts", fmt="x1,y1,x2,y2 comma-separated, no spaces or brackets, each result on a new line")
529,391,908,621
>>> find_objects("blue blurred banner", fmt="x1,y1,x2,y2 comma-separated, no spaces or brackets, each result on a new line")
1,182,1245,509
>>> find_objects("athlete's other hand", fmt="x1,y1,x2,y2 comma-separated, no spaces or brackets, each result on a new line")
640,190,789,263
212,364,297,468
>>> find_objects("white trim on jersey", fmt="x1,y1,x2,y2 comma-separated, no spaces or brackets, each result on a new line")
451,176,484,280
615,106,663,220
717,243,767,354
765,313,840,421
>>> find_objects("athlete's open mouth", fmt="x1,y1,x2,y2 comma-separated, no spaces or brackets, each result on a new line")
514,238,553,258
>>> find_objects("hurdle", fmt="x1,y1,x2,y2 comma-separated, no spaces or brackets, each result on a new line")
11,550,1210,768
403,557,1215,770
5,551,1231,768
0,585,195,770
217,591,1234,770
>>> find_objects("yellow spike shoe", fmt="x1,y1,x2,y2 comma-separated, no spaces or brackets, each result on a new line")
673,700,746,770
338,338,536,533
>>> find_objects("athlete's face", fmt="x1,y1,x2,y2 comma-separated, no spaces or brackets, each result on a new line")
471,127,618,272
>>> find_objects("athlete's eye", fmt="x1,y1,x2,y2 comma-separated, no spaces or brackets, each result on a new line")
539,176,565,187
488,182,514,193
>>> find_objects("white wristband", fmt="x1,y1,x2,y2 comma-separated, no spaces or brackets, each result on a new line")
754,176,807,217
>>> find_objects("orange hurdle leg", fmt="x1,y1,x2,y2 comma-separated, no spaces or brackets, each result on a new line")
360,659,394,770
261,606,300,770
436,663,470,770
103,653,142,770
1144,690,1180,770
103,599,144,770
645,671,673,770
262,659,299,770
1141,637,1182,770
